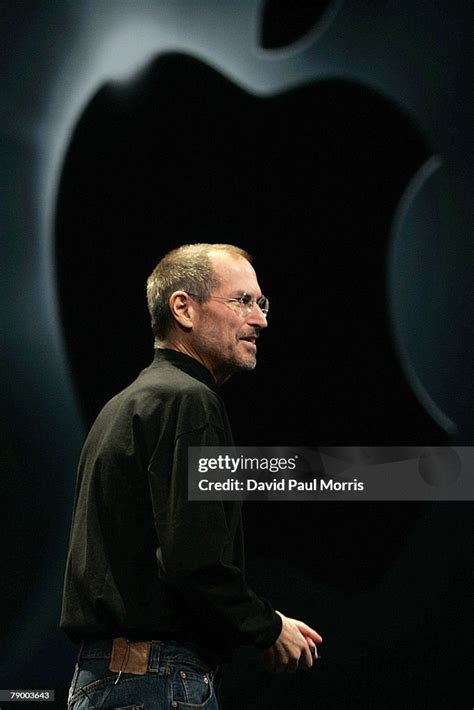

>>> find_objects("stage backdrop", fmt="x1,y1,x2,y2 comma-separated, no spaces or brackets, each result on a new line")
1,1,472,708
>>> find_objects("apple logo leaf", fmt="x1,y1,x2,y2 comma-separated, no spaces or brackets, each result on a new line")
260,0,335,48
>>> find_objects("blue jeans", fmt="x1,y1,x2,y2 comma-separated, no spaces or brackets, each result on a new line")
67,639,221,710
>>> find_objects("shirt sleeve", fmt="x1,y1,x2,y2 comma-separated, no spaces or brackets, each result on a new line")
147,422,282,650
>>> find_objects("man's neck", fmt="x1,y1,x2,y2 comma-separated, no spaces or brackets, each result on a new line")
156,340,230,386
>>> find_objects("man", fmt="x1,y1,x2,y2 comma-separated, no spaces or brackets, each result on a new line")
61,243,322,709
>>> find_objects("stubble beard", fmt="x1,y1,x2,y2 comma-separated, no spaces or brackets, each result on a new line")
200,331,258,381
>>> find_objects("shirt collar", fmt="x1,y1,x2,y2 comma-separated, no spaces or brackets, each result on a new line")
150,348,216,390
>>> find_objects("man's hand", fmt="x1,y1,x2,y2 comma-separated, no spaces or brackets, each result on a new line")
261,610,323,673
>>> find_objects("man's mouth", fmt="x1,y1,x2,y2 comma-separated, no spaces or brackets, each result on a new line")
239,334,258,349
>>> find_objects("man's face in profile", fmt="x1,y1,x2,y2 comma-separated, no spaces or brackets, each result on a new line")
191,252,268,384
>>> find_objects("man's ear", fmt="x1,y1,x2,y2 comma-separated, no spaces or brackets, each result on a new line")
168,291,196,330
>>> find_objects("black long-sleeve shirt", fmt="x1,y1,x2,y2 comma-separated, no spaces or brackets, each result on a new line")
60,349,281,658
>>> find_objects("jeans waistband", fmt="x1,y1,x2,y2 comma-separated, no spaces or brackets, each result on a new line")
79,638,219,673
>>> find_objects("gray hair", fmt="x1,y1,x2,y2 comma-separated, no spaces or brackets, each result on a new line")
146,243,252,344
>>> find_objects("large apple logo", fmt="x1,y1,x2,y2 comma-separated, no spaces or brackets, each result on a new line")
56,52,448,448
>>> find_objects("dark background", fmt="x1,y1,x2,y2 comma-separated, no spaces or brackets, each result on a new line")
1,1,473,708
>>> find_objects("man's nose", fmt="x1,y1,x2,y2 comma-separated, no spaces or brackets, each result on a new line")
248,303,268,329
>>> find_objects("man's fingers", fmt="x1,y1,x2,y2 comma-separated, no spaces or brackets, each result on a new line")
293,619,323,643
299,640,314,670
263,642,315,673
265,612,322,673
